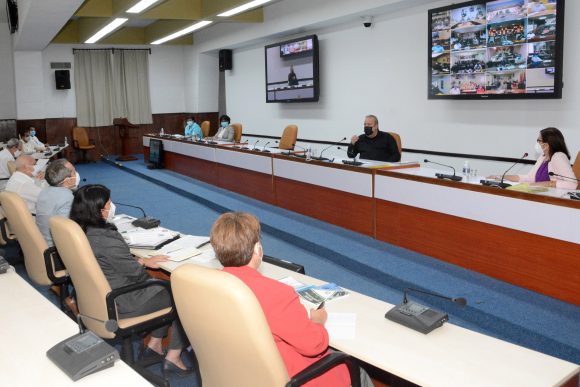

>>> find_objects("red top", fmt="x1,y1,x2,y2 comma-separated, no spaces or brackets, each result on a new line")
223,265,350,387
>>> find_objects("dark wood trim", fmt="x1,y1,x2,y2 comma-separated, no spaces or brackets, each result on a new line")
216,163,275,204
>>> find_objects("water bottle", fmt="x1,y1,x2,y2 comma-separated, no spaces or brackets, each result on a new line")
463,161,471,180
306,145,312,161
160,127,164,136
64,136,68,146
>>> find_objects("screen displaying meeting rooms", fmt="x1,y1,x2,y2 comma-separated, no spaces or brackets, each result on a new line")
266,45,315,91
430,0,557,95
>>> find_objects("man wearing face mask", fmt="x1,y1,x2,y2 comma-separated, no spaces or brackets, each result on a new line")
0,138,22,191
5,155,48,213
347,115,401,162
36,159,79,246
206,114,235,142
22,126,46,152
184,117,203,139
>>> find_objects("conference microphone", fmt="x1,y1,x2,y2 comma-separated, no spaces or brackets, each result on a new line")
317,137,347,162
115,202,160,229
261,141,271,153
480,152,528,189
77,312,118,334
385,287,467,334
424,159,462,181
288,143,307,158
233,139,248,149
548,172,580,200
252,140,260,151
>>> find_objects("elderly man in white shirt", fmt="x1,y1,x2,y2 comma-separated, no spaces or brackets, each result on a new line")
0,138,21,191
5,155,48,214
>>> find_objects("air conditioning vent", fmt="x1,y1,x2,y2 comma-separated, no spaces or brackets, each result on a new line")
50,62,72,69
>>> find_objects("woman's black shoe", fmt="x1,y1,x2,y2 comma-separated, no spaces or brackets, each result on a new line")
162,359,193,377
138,345,164,362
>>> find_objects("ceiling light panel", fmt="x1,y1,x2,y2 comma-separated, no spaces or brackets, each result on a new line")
151,20,213,45
85,18,128,44
217,0,272,17
126,0,161,14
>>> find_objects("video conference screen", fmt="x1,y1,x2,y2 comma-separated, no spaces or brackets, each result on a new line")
429,0,564,99
265,35,320,103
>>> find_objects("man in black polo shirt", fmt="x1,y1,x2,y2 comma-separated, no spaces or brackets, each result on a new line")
347,115,401,162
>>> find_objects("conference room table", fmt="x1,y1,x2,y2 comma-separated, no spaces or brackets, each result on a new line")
130,231,580,387
142,135,580,306
0,269,150,386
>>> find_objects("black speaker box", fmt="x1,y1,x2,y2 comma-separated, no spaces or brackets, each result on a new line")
55,70,71,90
219,49,232,71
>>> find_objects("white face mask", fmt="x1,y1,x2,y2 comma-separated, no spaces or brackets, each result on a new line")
186,120,193,125
106,202,116,223
73,171,81,188
13,150,21,158
535,141,544,156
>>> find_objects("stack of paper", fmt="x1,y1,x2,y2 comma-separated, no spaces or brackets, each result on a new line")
279,276,349,310
121,228,179,249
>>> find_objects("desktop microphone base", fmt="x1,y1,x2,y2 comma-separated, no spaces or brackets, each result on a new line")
436,173,462,181
132,217,161,229
342,160,363,166
385,301,448,334
480,180,510,189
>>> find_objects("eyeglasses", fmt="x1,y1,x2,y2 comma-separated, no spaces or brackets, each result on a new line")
536,139,545,144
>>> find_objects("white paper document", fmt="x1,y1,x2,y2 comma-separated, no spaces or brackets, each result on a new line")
325,313,356,340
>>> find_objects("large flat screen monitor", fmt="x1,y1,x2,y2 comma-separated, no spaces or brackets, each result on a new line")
265,35,320,103
429,0,564,99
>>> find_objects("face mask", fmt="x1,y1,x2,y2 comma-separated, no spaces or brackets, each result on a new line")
535,142,544,156
364,126,373,136
74,171,81,188
30,130,36,137
106,202,116,223
14,150,21,158
186,120,193,125
220,121,229,128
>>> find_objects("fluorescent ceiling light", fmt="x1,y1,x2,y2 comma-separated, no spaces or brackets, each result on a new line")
151,20,213,45
217,0,272,17
85,18,128,44
126,0,160,14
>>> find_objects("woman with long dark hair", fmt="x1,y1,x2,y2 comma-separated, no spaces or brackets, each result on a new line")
70,184,192,377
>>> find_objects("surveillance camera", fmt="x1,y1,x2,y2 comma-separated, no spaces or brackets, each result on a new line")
363,16,373,28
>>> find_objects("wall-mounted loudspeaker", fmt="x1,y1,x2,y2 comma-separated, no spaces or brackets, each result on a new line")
219,49,232,71
55,70,71,90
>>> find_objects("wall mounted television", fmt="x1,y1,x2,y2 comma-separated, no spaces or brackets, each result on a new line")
265,35,319,103
429,0,564,100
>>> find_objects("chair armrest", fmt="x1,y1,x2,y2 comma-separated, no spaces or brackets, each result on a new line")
73,140,80,149
285,352,361,387
0,218,15,243
43,246,69,284
105,279,177,324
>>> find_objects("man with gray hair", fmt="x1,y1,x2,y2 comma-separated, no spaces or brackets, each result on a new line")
0,138,22,191
5,155,48,213
36,159,78,246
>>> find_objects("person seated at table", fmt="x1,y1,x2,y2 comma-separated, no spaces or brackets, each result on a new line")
210,212,372,387
69,184,192,376
0,138,22,191
206,115,234,142
489,127,577,189
347,115,401,162
5,155,47,214
184,117,203,139
22,126,46,152
36,159,78,247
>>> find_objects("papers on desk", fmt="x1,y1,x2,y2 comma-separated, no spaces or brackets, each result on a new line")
121,227,179,250
132,235,214,263
506,183,549,193
279,276,349,309
33,158,49,176
326,313,357,340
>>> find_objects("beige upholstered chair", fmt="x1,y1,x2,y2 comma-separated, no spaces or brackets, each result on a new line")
279,125,298,150
72,127,96,163
0,207,17,247
49,216,176,386
572,151,580,189
388,132,402,156
0,192,69,306
7,160,16,176
171,264,360,387
200,120,210,138
231,123,243,143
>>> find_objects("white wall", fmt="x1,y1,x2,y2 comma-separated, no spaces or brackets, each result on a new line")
149,46,186,114
192,0,580,173
0,21,16,119
183,49,219,113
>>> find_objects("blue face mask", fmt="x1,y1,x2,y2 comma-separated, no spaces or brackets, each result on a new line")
30,130,36,137
220,121,229,128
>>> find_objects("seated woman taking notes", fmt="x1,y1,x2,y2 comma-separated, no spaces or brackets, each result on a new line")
490,127,578,190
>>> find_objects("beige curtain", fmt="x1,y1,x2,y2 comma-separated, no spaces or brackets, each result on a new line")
74,49,152,126
112,50,152,124
74,50,114,127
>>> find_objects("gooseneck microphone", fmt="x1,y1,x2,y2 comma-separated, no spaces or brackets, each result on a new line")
252,140,260,151
424,159,462,181
261,141,271,153
115,202,160,229
548,171,580,182
287,143,307,158
234,139,248,149
480,152,528,188
403,287,467,307
318,137,347,161
77,313,119,334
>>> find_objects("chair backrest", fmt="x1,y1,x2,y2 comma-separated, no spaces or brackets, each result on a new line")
73,127,90,147
7,160,16,176
171,264,289,387
50,216,114,338
0,191,51,285
231,123,243,143
279,125,298,150
200,121,210,137
388,131,402,155
572,151,580,189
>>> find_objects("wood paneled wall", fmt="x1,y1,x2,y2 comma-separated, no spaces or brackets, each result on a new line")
17,112,218,163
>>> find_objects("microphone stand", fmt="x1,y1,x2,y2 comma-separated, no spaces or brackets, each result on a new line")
424,159,462,181
480,153,528,189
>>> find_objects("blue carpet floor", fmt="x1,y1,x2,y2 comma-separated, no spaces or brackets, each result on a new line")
12,156,580,386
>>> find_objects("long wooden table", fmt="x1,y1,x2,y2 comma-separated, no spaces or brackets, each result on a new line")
142,135,580,305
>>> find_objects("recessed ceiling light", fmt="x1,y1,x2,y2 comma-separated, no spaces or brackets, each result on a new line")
126,0,161,14
85,18,128,44
151,21,213,45
217,0,272,17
